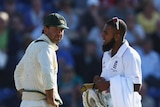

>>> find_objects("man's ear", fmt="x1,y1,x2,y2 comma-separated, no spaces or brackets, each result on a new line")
114,30,121,41
43,26,49,33
117,30,120,35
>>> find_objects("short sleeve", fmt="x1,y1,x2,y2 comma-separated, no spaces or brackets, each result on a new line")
123,49,142,84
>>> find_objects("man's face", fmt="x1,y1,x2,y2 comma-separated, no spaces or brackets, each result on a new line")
45,26,64,44
102,24,116,51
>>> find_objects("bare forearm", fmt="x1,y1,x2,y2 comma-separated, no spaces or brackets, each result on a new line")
17,89,23,98
45,89,58,106
134,84,141,92
93,75,110,92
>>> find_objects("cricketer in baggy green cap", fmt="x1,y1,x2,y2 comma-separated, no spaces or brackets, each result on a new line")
44,13,69,29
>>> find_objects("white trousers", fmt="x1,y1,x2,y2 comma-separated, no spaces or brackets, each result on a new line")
20,100,56,107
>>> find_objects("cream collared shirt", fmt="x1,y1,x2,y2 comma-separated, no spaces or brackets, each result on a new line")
14,34,62,102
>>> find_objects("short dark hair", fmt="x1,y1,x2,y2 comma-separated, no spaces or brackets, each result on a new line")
106,17,127,39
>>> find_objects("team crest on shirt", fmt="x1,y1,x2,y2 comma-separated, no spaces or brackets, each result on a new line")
111,60,118,72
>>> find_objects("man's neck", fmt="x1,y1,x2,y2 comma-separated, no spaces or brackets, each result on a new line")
111,42,123,57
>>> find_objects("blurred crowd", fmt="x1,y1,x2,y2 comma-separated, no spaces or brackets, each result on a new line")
0,0,160,107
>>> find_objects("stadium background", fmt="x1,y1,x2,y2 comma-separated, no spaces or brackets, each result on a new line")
0,0,160,107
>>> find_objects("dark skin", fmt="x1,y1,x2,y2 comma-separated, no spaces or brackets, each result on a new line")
102,24,123,57
94,24,141,92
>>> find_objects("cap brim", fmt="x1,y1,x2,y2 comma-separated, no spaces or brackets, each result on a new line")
57,25,69,29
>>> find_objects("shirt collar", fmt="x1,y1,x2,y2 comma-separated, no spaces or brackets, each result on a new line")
39,34,59,51
105,40,129,58
114,40,129,57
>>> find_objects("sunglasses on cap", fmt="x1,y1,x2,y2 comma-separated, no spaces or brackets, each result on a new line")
113,17,119,30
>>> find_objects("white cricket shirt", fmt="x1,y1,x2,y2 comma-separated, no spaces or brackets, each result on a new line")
101,40,142,84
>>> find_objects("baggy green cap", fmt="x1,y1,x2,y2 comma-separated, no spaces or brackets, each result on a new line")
44,13,69,29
